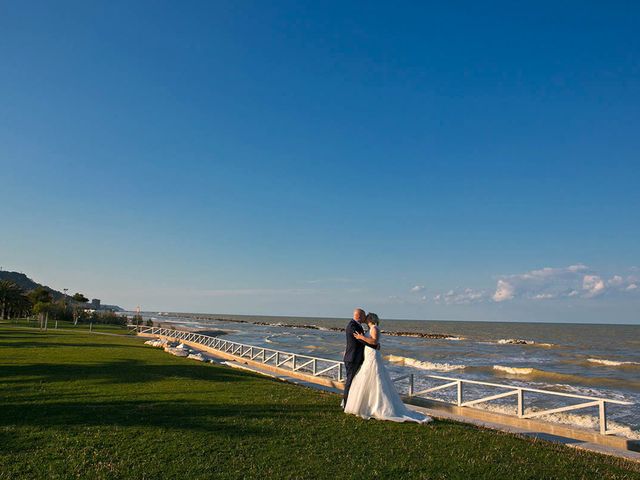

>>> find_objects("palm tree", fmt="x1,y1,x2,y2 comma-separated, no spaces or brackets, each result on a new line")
28,287,53,327
71,292,88,325
0,280,26,320
28,286,53,305
12,293,33,319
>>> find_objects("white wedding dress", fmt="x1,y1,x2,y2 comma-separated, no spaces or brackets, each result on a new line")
344,327,432,424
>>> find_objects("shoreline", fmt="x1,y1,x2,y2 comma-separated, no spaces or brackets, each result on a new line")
151,316,460,340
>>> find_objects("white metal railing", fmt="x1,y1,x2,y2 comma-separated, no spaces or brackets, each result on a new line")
392,373,633,435
135,325,344,382
134,325,633,436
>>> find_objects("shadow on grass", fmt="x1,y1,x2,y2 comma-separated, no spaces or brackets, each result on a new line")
0,334,58,339
0,402,285,452
0,359,253,385
0,358,326,438
1,397,328,427
0,341,147,349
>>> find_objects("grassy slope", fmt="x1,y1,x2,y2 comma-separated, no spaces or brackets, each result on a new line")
0,325,639,480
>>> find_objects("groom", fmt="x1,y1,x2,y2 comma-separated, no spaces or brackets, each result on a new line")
342,308,379,407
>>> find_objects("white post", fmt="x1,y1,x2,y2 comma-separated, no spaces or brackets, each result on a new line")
457,380,463,406
599,400,607,435
517,389,524,417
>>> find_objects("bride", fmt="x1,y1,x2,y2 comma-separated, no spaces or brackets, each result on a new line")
344,313,432,424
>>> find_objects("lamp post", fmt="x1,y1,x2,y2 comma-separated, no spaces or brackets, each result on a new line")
60,288,68,329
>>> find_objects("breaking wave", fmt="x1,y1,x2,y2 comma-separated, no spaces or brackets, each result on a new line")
489,365,640,390
587,358,640,368
384,354,466,372
492,365,534,375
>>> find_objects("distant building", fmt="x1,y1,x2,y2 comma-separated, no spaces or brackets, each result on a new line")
91,299,101,308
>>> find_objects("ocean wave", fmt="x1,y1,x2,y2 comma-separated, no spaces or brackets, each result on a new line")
492,365,534,375
541,383,630,401
587,358,640,367
385,354,466,372
264,332,304,344
489,365,640,390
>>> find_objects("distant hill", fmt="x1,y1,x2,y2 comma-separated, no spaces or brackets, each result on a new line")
0,270,124,311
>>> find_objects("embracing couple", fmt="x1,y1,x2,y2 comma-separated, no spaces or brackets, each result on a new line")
341,308,432,423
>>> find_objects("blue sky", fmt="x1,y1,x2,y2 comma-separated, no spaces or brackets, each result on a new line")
1,1,639,323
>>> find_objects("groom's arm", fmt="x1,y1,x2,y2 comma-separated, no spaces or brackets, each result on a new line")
351,326,380,350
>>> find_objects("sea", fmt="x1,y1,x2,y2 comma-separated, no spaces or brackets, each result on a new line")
131,311,640,439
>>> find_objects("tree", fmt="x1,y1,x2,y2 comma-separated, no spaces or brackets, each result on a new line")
71,292,89,325
26,287,53,328
0,281,30,320
72,293,88,303
9,293,32,319
28,287,53,305
33,302,53,329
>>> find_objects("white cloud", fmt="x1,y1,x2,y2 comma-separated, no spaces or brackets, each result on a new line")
410,285,425,293
607,275,624,287
582,275,605,298
434,288,486,305
567,264,589,273
431,264,639,307
489,264,637,303
533,293,556,300
492,279,515,302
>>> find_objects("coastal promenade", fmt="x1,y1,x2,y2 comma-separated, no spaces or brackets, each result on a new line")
135,325,639,457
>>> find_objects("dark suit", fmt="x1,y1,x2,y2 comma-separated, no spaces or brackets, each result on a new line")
343,319,377,404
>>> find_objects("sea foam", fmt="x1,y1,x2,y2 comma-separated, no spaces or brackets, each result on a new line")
587,358,640,367
385,354,466,372
472,402,640,440
492,365,534,375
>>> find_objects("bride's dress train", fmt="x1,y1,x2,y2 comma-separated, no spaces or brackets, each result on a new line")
344,331,432,424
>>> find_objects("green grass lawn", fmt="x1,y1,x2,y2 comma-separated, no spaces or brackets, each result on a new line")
1,324,639,479
6,318,132,334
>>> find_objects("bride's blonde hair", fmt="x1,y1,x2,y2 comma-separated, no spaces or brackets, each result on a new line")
366,313,380,326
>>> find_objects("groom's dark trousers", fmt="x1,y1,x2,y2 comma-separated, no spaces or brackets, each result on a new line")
343,319,377,404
